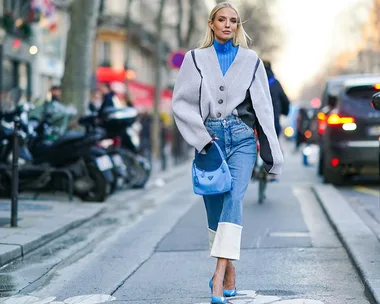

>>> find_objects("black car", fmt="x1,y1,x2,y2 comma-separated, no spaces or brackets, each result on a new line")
317,75,380,184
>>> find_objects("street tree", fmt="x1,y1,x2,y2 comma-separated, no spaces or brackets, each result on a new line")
61,0,101,115
239,0,280,58
171,0,198,164
152,0,168,164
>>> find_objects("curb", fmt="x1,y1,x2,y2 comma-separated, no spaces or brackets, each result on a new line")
0,206,105,268
313,184,380,304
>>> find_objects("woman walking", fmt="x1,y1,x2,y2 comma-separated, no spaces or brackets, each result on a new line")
172,2,283,303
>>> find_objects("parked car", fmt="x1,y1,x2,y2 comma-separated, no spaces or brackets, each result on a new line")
317,74,380,184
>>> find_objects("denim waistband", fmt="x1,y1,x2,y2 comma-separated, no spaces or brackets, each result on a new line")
205,115,241,127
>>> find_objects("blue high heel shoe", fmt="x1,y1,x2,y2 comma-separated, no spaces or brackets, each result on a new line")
210,295,227,304
209,278,237,297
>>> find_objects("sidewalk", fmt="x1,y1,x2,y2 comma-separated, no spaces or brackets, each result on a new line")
313,184,380,304
0,154,190,268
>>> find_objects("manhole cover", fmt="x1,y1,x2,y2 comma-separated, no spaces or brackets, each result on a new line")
0,202,52,212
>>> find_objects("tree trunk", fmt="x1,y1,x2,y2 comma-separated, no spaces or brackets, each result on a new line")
171,0,197,164
152,0,168,165
61,0,101,116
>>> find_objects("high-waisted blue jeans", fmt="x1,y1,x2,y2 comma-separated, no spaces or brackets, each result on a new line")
195,115,257,260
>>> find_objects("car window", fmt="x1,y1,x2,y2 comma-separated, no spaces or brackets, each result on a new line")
346,85,379,100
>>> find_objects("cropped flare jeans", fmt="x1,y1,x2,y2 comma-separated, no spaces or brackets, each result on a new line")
194,115,257,260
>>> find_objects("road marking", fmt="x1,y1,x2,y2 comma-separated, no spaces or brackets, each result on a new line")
269,232,310,238
1,292,326,304
1,294,115,304
354,186,380,197
195,290,324,303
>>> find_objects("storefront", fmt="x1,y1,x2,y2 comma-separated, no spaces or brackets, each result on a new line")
0,35,35,110
96,66,173,114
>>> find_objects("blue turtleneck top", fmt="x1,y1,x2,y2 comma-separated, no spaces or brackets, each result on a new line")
213,39,239,76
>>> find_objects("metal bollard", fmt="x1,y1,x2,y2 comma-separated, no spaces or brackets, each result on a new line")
10,116,20,227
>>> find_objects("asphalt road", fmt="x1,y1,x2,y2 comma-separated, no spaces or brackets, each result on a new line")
0,142,372,304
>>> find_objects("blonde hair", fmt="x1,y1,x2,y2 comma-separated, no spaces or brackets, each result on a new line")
199,2,250,49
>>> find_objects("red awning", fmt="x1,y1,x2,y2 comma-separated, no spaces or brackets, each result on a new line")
96,67,172,112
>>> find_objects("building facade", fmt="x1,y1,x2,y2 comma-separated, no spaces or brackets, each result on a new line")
0,0,37,109
30,4,70,101
94,0,214,112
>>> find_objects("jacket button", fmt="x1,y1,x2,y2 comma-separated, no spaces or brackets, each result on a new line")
217,113,221,118
218,99,223,104
219,86,225,91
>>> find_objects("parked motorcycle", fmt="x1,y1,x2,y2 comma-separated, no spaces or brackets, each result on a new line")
27,102,115,202
80,106,151,189
0,102,36,196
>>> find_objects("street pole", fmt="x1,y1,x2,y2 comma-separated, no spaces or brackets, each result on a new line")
11,115,20,227
124,0,134,81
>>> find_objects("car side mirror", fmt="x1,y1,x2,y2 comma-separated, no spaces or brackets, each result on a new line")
372,92,380,111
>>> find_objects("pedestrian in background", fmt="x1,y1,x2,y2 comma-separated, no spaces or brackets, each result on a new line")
88,88,103,114
172,2,283,304
98,83,120,114
263,60,290,137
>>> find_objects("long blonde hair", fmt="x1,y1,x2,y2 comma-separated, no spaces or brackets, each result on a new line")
199,2,250,49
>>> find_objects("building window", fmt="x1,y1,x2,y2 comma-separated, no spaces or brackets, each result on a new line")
97,41,111,67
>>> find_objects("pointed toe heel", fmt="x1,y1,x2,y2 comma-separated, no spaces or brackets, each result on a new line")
211,296,227,304
223,289,237,297
209,278,237,297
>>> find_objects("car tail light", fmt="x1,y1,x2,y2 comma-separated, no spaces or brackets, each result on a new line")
317,112,327,135
331,158,340,167
374,84,380,90
327,114,355,125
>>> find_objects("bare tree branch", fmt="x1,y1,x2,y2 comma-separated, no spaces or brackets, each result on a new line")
176,0,184,47
239,0,280,57
184,0,196,48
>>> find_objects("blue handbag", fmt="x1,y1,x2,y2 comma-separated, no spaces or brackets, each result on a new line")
192,142,232,195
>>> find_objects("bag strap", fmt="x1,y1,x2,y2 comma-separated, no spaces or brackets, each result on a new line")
212,141,225,160
249,58,261,88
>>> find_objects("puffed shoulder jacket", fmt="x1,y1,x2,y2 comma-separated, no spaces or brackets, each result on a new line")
172,45,283,175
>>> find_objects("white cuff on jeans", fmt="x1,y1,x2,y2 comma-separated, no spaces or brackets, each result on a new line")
208,228,216,250
211,222,242,260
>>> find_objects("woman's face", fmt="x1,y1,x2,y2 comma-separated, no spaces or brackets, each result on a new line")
210,7,238,44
